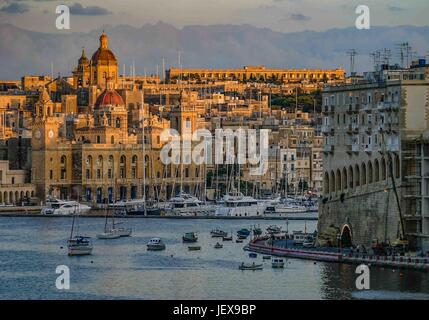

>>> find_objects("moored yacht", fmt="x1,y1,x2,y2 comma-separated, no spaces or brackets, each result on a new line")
166,192,217,216
41,200,91,215
215,192,266,217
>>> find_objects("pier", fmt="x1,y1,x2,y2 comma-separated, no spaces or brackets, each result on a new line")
246,238,429,271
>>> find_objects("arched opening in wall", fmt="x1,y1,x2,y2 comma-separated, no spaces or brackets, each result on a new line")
340,224,352,248
354,164,360,187
342,168,347,191
336,169,342,192
368,161,373,184
324,172,329,194
374,159,380,182
348,166,354,189
361,162,367,185
330,171,335,194
395,154,400,178
381,158,387,180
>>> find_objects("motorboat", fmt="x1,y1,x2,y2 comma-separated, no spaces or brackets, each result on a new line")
166,192,217,216
236,239,243,243
215,191,266,217
182,232,198,243
211,228,228,238
147,238,166,251
214,242,223,249
263,255,271,260
292,231,306,245
249,252,258,258
271,258,285,268
266,225,282,234
41,200,91,215
302,234,315,248
238,262,263,271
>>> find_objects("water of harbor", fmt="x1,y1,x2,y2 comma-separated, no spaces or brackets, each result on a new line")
0,217,428,300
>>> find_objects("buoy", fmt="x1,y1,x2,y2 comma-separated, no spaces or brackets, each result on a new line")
91,261,94,264
400,272,404,277
60,246,63,249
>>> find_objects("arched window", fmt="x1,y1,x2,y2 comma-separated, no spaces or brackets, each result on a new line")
368,161,373,184
348,166,354,189
116,118,121,128
355,164,360,187
330,171,335,194
86,155,92,179
96,136,101,143
324,172,329,194
374,159,380,182
394,154,400,178
342,167,347,191
336,169,341,192
60,155,67,180
120,155,126,178
361,162,367,185
111,136,114,144
381,158,387,180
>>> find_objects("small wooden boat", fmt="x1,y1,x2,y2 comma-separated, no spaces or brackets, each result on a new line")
222,235,233,241
237,228,251,237
188,245,201,251
183,232,198,243
211,228,228,238
249,252,258,258
239,262,263,271
214,242,223,249
236,239,243,243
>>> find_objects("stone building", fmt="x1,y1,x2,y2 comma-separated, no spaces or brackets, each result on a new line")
319,61,429,252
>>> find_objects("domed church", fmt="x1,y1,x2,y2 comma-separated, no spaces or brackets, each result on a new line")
72,32,119,89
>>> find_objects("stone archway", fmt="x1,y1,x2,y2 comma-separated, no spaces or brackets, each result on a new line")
340,224,352,248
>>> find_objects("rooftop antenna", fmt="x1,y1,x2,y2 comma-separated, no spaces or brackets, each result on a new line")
396,42,408,68
381,48,392,65
50,62,54,80
347,49,357,76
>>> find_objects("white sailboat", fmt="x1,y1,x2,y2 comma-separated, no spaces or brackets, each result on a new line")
67,207,93,256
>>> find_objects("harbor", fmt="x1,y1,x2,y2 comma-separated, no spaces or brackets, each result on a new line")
1,216,428,300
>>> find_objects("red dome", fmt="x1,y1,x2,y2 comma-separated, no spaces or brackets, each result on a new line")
95,89,124,108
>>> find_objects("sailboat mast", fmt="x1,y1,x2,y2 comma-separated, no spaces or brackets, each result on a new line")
141,90,146,212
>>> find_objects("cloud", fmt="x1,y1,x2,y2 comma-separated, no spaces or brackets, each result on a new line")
290,13,311,21
69,3,112,16
0,3,30,14
388,5,406,12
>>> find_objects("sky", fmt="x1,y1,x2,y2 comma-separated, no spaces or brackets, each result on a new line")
0,0,428,33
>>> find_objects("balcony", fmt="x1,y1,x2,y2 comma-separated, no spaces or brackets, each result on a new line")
346,104,359,114
365,126,372,134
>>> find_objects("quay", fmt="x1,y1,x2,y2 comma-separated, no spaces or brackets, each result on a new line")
245,237,429,271
0,208,318,220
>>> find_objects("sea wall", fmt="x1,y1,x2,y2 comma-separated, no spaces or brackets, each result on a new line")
318,182,402,247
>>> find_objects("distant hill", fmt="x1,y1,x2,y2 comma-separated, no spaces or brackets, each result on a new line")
0,22,428,79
